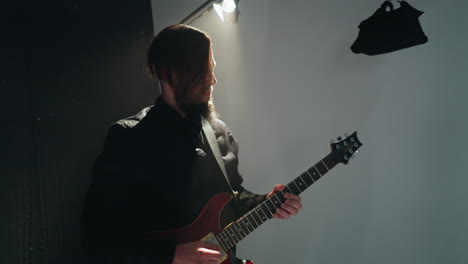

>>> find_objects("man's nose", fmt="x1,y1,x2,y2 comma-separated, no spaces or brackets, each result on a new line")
210,72,217,86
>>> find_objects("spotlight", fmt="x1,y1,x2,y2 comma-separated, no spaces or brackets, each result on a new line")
180,0,240,24
214,0,239,23
214,0,239,22
222,0,237,13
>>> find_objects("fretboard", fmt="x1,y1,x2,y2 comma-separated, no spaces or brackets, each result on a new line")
215,150,340,252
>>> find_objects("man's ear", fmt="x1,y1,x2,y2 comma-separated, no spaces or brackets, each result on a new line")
159,67,177,85
170,72,178,85
156,66,168,82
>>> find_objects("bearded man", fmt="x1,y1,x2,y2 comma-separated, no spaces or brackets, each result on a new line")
81,24,303,264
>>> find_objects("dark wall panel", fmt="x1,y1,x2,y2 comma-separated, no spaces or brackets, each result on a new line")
1,1,156,263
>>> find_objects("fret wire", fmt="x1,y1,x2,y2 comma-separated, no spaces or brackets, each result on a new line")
251,210,262,226
292,180,302,193
315,162,328,175
227,225,241,243
321,160,330,170
305,170,315,183
233,221,246,239
246,213,259,229
224,226,238,244
255,206,265,223
225,231,235,248
287,182,300,195
215,234,228,253
221,237,229,253
279,191,286,201
238,219,251,235
287,183,297,194
313,165,323,176
276,191,286,201
294,177,307,191
298,174,309,187
253,208,263,223
224,228,236,246
218,232,226,247
220,232,233,249
258,204,270,220
271,197,278,208
300,175,309,187
226,232,235,249
271,194,282,208
258,203,269,216
266,199,277,214
260,203,273,218
315,163,324,175
309,167,321,180
236,219,249,239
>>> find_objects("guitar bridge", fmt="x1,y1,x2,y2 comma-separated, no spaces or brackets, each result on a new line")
201,232,228,263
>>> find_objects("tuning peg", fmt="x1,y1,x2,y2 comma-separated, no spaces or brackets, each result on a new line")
337,136,342,141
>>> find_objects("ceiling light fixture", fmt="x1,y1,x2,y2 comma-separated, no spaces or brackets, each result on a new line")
180,0,239,24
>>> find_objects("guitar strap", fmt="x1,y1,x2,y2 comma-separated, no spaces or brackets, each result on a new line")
201,118,237,197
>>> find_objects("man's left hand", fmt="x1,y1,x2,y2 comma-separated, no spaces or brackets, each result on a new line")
267,184,303,219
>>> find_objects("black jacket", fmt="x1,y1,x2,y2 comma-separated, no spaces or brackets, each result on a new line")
81,97,266,263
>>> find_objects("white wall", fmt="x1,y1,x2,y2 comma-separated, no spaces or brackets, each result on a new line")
151,1,468,263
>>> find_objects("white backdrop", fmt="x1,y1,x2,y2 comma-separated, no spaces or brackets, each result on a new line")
150,1,468,263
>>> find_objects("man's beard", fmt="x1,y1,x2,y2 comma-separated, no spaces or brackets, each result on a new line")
179,94,218,122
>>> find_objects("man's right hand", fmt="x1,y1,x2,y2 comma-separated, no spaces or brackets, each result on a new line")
172,241,222,264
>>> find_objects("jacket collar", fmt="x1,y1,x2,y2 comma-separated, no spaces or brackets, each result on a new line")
154,96,202,136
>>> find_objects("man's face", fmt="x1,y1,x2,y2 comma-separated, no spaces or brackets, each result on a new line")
175,49,218,119
187,50,217,105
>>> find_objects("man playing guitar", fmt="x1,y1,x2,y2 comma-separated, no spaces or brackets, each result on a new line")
81,24,303,264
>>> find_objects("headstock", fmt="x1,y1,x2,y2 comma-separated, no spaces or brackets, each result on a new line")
330,131,362,165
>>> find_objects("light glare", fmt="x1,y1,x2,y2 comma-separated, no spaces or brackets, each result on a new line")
222,0,236,13
213,3,225,21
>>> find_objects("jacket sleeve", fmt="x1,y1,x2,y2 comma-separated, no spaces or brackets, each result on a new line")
212,119,267,215
81,123,176,264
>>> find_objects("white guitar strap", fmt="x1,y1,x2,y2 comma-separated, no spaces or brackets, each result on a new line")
201,118,237,197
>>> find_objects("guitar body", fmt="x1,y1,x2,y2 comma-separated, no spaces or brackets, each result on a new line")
147,193,253,264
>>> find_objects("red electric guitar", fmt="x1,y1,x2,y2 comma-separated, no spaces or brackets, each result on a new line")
147,132,363,264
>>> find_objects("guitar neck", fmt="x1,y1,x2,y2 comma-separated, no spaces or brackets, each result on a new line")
215,151,340,252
